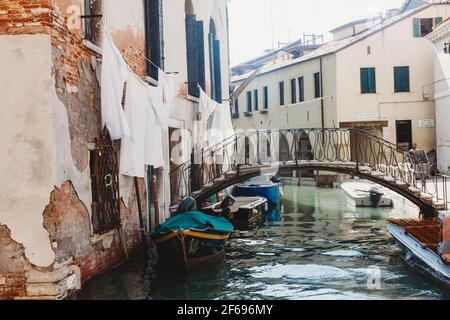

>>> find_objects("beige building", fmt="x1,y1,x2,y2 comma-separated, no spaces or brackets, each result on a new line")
427,16,450,174
232,1,450,154
0,0,230,299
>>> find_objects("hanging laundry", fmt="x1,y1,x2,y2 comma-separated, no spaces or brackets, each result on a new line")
158,69,177,106
145,85,166,168
199,87,217,122
209,103,235,149
101,32,131,140
119,73,149,178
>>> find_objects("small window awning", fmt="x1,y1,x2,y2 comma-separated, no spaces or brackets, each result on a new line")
339,120,388,129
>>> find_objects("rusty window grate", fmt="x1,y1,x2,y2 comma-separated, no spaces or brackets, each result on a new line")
90,129,121,234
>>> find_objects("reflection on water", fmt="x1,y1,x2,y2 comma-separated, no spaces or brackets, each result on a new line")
76,186,450,300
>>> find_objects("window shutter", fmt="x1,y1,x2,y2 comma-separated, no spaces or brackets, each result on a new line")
264,87,269,109
186,16,199,97
435,17,443,26
368,68,376,93
413,18,421,38
394,66,410,93
291,79,297,104
196,21,206,96
247,91,252,113
298,77,304,102
213,39,222,103
360,68,368,93
208,33,216,101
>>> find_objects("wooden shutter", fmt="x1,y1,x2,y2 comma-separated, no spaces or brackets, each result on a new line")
196,21,206,94
264,86,269,109
213,39,222,103
361,68,368,93
247,91,252,113
208,33,216,101
413,18,421,38
254,90,259,111
144,0,163,80
394,66,410,92
279,81,285,106
368,68,376,93
435,17,443,26
298,77,304,102
291,79,297,104
186,16,199,97
314,73,321,98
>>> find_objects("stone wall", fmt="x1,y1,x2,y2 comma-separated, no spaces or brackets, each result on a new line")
0,0,148,299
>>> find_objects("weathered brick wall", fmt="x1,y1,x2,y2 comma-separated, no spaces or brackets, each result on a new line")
0,0,148,299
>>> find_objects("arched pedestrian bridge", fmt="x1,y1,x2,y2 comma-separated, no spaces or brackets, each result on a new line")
170,128,449,217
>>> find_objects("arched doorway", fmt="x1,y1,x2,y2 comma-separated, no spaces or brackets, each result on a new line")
279,134,291,162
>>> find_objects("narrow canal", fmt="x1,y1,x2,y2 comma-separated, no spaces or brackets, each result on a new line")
77,185,450,300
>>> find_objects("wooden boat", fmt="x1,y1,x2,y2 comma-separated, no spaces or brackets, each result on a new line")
387,216,450,289
234,175,282,207
341,181,393,208
150,211,234,271
202,196,268,230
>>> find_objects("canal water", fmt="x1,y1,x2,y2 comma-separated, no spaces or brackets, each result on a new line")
77,185,450,300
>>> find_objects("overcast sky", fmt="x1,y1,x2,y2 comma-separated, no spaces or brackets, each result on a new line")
228,0,406,66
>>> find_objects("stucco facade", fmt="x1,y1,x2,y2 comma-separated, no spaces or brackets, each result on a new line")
232,4,450,155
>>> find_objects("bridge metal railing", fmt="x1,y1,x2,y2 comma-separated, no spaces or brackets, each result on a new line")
169,128,448,214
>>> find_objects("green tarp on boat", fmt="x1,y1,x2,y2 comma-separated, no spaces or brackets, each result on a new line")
156,211,234,234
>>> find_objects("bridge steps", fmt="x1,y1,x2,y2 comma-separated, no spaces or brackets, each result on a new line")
370,171,385,178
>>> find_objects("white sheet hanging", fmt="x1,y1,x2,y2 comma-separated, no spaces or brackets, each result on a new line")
209,103,235,148
158,69,177,106
101,32,131,140
199,87,217,122
119,73,149,178
145,85,166,168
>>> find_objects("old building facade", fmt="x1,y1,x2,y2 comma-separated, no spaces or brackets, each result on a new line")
427,16,450,174
232,1,450,155
0,0,230,299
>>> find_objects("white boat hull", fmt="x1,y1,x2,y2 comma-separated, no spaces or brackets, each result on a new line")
342,182,393,208
388,224,450,289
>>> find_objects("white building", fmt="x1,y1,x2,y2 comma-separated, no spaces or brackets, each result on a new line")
427,16,450,174
232,1,450,154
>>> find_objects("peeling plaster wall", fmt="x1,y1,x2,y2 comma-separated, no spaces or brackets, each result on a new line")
0,34,56,267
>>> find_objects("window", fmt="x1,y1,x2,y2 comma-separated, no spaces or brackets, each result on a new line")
254,90,259,111
394,66,410,93
185,1,205,98
314,72,321,98
360,68,376,94
208,19,222,103
298,77,304,102
83,0,92,41
279,81,285,106
83,0,102,45
413,17,443,37
263,86,269,109
291,79,297,104
234,98,239,115
144,0,164,80
247,91,252,113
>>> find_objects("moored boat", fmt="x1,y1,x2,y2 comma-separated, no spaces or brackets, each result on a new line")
202,196,269,230
234,175,282,206
341,181,393,208
151,211,234,271
387,215,450,289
